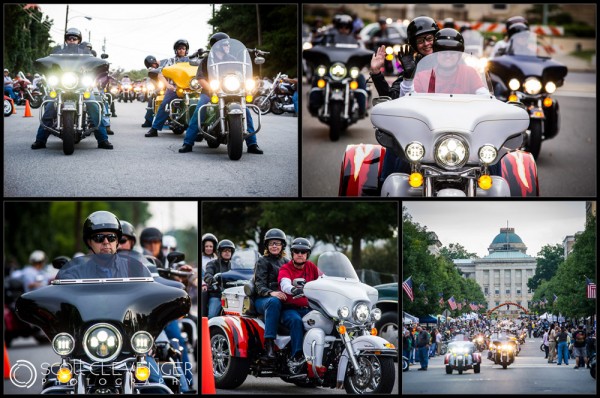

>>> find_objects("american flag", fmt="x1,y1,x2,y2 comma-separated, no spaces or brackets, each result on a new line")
402,276,414,302
439,296,445,307
457,302,462,310
587,277,596,299
448,296,457,310
470,302,477,311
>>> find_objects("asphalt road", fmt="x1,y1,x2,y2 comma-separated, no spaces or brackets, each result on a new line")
301,72,596,197
402,335,596,394
3,100,298,197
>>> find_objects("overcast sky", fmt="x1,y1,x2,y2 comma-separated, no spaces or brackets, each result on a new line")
35,4,216,71
403,201,589,258
145,201,197,233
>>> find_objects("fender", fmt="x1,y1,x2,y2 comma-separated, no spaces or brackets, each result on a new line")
500,150,539,197
339,144,386,196
336,335,396,383
208,315,265,358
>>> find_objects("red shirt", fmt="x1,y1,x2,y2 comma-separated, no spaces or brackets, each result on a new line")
278,260,321,307
414,64,484,94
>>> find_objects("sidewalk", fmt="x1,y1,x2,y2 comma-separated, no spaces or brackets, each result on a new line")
553,52,596,73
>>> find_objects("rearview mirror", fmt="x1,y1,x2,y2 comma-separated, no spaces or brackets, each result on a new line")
254,56,265,65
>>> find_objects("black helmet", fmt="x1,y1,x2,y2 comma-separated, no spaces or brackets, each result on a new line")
433,28,464,52
209,32,230,48
140,227,163,243
217,239,235,255
460,23,471,33
443,18,456,29
173,39,189,55
407,16,439,49
65,27,82,44
378,17,387,26
83,211,122,248
507,22,529,39
291,237,311,254
144,55,158,69
120,220,137,245
264,228,287,247
202,233,218,248
334,14,353,31
506,16,529,31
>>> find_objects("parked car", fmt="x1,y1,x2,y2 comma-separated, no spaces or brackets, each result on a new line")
373,282,398,357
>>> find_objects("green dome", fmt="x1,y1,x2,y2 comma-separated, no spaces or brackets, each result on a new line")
491,230,523,245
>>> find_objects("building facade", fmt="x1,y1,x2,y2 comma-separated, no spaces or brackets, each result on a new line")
454,227,537,316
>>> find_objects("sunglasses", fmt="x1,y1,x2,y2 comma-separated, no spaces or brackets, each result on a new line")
292,249,309,255
66,36,79,42
91,233,118,243
119,237,129,244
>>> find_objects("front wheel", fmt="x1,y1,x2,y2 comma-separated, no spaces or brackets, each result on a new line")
29,94,43,109
344,355,395,394
329,101,344,141
210,328,249,389
61,111,75,155
253,95,271,115
440,344,448,355
227,114,243,161
4,98,14,116
526,119,543,159
270,97,284,115
474,363,481,374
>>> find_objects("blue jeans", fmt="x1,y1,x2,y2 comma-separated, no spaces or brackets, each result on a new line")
35,94,108,144
292,90,298,114
152,89,178,130
429,342,437,357
208,296,222,319
409,347,415,363
557,341,569,365
417,346,429,369
280,307,311,357
164,320,194,389
255,296,283,339
183,93,257,147
4,85,18,101
145,97,154,123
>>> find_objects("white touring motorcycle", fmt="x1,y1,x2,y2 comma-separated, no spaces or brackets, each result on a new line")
208,251,397,394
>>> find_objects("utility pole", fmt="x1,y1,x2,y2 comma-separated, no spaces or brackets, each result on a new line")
64,4,69,36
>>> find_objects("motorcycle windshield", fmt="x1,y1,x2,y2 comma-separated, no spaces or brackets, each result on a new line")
507,31,553,58
230,248,258,270
462,30,484,57
315,251,359,280
303,44,373,69
208,38,252,90
15,252,190,348
412,51,492,95
35,53,109,76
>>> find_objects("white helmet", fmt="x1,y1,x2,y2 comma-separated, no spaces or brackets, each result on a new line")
29,250,46,264
162,235,177,249
34,73,40,78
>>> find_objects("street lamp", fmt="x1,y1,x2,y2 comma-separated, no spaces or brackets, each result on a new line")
64,5,92,36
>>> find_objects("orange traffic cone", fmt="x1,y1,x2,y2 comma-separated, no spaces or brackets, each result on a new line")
12,100,17,114
23,99,33,117
201,317,216,394
4,342,11,379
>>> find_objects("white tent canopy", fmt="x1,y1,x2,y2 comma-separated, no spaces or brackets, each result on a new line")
403,311,419,324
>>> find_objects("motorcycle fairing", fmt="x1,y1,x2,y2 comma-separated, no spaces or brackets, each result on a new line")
371,95,530,164
36,53,109,76
304,276,378,319
487,54,568,87
500,150,539,197
209,315,266,358
339,144,385,196
303,45,373,70
162,62,199,90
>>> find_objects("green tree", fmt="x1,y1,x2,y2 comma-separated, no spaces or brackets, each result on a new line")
439,243,478,261
527,244,563,291
209,4,297,78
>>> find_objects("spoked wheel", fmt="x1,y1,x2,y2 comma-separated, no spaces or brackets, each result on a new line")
4,98,14,116
253,95,271,115
343,355,395,394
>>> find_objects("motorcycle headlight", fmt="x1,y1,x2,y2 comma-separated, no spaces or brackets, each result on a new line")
508,78,520,91
131,331,154,354
209,79,220,91
81,75,94,88
303,42,313,51
545,81,556,94
349,67,360,79
385,46,394,55
52,333,75,356
329,63,347,81
245,78,256,92
190,78,200,90
48,75,60,87
478,145,497,165
393,44,401,54
434,135,469,169
110,87,119,95
316,65,327,77
371,308,382,321
337,306,350,319
83,323,122,362
62,72,78,90
405,142,425,162
223,74,242,93
523,77,542,95
353,302,370,323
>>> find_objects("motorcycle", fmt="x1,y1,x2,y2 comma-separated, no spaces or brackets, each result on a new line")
489,337,516,369
12,71,44,108
487,31,567,159
118,81,134,103
155,60,203,135
590,352,596,379
371,35,404,76
197,39,267,160
402,355,409,372
445,336,481,374
4,94,15,117
339,50,540,197
35,52,109,155
251,76,274,115
472,333,487,352
269,74,296,115
15,252,191,394
303,35,373,141
209,251,396,393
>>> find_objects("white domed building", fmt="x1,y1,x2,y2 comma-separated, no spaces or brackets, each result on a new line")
454,227,537,316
